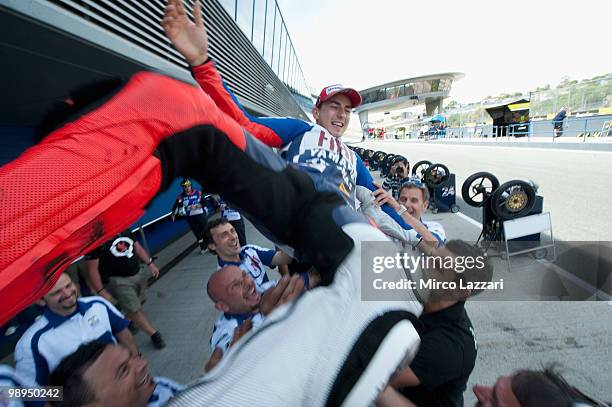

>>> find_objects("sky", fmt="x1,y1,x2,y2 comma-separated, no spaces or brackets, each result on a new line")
275,0,611,103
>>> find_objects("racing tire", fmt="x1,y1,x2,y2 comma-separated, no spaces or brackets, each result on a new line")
423,163,450,188
491,180,536,220
461,171,500,207
411,160,432,180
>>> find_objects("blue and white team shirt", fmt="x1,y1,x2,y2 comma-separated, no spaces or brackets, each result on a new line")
210,312,266,353
216,245,277,293
280,124,360,208
420,220,447,245
14,297,129,386
0,365,35,407
176,190,204,217
148,377,185,407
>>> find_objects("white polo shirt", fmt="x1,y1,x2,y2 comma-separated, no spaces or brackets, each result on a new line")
216,245,276,293
210,312,266,353
420,220,447,244
0,365,35,407
148,376,185,407
14,296,129,385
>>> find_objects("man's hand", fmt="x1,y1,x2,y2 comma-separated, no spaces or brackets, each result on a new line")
229,319,253,347
162,0,209,66
204,347,223,372
271,250,293,267
372,183,401,211
307,269,321,289
148,263,160,279
260,275,305,316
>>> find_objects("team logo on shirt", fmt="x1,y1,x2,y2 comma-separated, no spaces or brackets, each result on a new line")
87,314,101,328
109,237,135,258
246,254,263,276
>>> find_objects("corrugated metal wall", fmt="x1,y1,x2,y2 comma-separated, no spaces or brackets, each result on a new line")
44,0,308,119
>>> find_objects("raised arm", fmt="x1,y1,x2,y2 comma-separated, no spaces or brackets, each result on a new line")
163,0,310,148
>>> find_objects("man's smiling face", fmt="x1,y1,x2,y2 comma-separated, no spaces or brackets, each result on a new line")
313,93,353,138
82,344,156,407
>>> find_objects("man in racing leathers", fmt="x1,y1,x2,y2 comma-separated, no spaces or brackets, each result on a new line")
1,66,425,406
162,0,411,232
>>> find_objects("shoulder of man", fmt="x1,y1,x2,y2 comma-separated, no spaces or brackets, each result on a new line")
78,296,122,314
210,315,239,353
0,365,35,407
242,244,272,253
423,220,446,243
147,376,185,407
242,245,276,266
15,315,50,352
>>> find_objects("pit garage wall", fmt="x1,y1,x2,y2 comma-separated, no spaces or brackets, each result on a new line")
1,0,312,252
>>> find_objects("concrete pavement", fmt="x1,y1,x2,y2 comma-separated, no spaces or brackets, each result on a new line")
357,139,612,241
134,211,611,404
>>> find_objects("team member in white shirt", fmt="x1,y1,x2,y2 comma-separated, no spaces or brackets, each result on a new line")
207,266,309,356
49,340,184,407
370,177,446,245
14,273,137,385
207,219,293,293
0,365,34,407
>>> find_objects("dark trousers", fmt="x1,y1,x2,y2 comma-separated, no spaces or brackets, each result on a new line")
186,214,208,249
229,218,247,247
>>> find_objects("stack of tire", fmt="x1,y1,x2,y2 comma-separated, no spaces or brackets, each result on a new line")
411,160,459,214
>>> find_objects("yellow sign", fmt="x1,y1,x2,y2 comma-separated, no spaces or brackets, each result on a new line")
508,102,530,111
598,107,612,115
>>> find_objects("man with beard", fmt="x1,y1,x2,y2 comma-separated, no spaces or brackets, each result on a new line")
14,273,137,385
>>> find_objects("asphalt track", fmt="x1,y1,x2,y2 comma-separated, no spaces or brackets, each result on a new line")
357,139,612,241
355,139,612,404
130,222,612,406
4,139,609,404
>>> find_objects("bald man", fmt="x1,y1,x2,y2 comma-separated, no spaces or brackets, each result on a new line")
207,266,305,356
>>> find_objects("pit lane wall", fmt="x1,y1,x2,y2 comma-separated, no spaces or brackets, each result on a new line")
0,0,311,253
398,115,612,140
0,0,310,349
